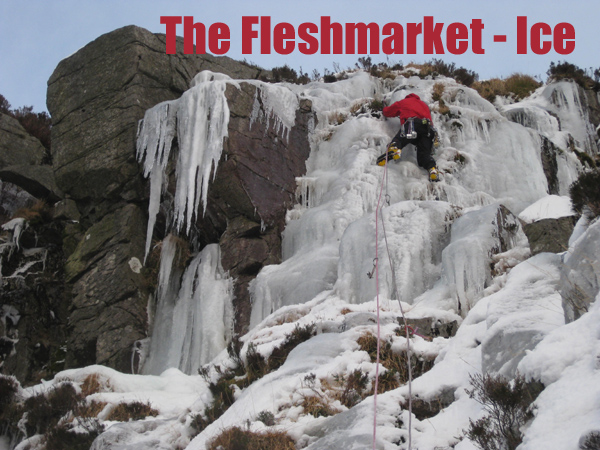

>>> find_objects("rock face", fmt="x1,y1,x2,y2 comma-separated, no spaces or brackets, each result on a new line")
540,136,561,195
0,216,70,383
205,83,314,335
142,80,315,342
47,24,267,217
63,204,149,370
577,85,600,155
44,25,270,374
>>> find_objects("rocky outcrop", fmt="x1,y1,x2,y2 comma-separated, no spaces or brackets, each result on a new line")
43,25,271,375
0,113,67,384
523,215,577,255
47,25,267,212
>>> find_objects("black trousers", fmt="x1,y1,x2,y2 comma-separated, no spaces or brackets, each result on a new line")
390,120,436,171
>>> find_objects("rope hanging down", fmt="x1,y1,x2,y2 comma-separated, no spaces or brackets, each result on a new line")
372,151,413,450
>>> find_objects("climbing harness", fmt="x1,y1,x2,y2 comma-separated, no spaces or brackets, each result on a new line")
371,150,414,450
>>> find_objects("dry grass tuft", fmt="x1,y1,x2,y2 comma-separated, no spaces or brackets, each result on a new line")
298,394,338,418
106,401,159,422
208,427,296,450
473,73,541,103
75,400,107,418
13,199,53,224
81,373,112,396
432,82,445,102
357,332,435,394
328,110,348,126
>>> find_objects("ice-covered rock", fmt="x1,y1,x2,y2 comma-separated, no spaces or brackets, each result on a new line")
335,200,458,306
481,253,564,376
560,218,600,322
441,204,527,315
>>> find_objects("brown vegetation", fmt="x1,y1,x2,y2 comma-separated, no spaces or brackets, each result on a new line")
106,401,159,422
472,73,541,102
208,426,296,450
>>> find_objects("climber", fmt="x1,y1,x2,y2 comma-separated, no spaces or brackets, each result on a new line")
377,93,440,182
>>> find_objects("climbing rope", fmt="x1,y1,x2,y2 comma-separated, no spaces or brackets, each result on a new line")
372,150,413,450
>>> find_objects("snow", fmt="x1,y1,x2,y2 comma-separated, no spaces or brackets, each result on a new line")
15,71,600,450
518,194,574,223
517,292,600,450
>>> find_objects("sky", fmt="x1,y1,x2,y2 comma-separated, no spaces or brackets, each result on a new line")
0,0,598,113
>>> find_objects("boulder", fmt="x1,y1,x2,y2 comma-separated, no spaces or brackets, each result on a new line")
0,113,59,201
53,198,81,221
523,215,577,255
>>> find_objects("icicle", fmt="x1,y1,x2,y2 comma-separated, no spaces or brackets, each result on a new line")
142,244,234,374
173,79,232,233
137,102,177,260
136,73,234,258
247,81,299,143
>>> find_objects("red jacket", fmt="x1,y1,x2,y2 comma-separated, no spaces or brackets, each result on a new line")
382,93,432,124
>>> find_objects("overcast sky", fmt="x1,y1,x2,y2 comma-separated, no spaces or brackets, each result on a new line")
1,0,597,113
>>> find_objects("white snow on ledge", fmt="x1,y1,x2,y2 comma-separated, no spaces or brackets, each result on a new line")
518,195,574,223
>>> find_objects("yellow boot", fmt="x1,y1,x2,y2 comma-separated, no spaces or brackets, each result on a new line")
376,145,401,166
429,167,440,182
